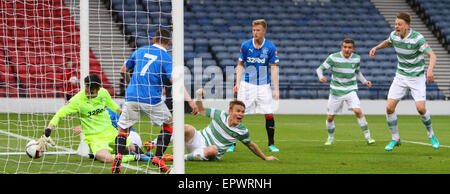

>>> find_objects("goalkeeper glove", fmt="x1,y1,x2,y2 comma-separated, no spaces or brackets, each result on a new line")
37,128,56,151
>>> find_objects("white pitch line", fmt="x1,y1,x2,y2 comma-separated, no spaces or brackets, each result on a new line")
252,138,450,148
0,128,159,174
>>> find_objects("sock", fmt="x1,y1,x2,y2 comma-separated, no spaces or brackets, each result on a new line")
112,154,134,163
357,116,371,139
133,143,145,155
386,113,400,141
326,120,335,139
155,124,173,158
114,133,127,155
265,114,275,146
420,111,434,137
184,149,205,161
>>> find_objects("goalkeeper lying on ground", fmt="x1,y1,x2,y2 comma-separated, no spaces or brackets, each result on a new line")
184,88,279,161
39,74,151,164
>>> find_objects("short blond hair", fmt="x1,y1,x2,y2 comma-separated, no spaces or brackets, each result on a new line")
252,19,267,29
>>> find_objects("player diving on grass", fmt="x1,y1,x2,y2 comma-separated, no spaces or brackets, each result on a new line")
184,88,279,161
369,12,439,151
316,38,376,146
40,74,152,164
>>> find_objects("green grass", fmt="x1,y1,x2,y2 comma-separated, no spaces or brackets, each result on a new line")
0,113,449,174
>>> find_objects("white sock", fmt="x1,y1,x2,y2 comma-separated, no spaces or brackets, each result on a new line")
326,120,335,139
420,111,434,137
386,113,400,141
357,116,371,139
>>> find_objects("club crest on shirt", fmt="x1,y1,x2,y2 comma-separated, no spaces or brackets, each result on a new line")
260,47,269,58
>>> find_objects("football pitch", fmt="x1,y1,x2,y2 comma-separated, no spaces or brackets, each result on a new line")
0,113,449,174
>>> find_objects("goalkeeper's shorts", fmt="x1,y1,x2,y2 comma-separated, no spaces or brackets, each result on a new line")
84,128,131,155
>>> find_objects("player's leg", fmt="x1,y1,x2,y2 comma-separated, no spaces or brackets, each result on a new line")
385,77,407,151
347,92,375,144
257,84,278,152
113,102,139,173
325,94,341,145
385,98,401,151
145,102,172,172
411,77,439,149
353,108,375,144
325,114,336,145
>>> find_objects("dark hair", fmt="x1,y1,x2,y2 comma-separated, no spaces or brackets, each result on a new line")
396,12,411,25
342,38,355,47
84,74,102,91
155,29,171,45
229,99,246,110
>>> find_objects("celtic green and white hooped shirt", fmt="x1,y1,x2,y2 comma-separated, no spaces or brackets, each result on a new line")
319,52,361,96
387,28,432,77
199,107,251,159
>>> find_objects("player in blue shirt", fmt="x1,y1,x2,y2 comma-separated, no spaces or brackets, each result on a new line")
233,19,280,153
113,29,197,173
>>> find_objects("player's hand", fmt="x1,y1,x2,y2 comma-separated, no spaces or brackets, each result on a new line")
264,156,279,161
369,47,376,59
37,135,56,151
365,81,372,88
190,102,199,115
73,126,82,135
273,90,279,100
427,70,434,83
233,84,239,94
319,77,327,83
195,88,204,98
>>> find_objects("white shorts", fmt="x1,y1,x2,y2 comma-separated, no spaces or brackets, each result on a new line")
117,101,172,129
388,74,426,101
327,91,361,115
237,81,274,114
185,129,207,160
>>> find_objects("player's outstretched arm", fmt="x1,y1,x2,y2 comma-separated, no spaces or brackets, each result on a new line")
369,40,391,59
195,88,206,116
245,142,279,161
233,61,245,94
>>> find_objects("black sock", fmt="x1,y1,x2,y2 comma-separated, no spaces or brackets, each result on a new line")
155,129,172,158
134,143,145,155
265,118,275,146
115,134,127,155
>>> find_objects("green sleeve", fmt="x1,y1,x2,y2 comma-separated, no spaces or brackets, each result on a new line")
102,88,119,113
49,101,79,127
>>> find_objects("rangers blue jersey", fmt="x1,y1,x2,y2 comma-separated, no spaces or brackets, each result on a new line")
239,38,279,85
125,44,172,105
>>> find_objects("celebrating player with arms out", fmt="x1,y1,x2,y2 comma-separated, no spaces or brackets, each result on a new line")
369,12,439,151
316,38,375,146
40,74,150,164
232,19,280,153
184,88,278,161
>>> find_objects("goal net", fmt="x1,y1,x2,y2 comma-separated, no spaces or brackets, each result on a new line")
0,0,180,174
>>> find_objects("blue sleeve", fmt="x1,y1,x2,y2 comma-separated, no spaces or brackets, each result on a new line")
269,44,279,64
238,42,246,62
106,107,119,128
125,51,137,70
163,55,173,80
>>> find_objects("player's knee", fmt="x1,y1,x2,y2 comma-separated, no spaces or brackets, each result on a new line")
386,106,395,114
326,115,334,122
417,107,426,115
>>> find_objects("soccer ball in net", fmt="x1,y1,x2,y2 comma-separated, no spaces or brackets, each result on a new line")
25,140,41,159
